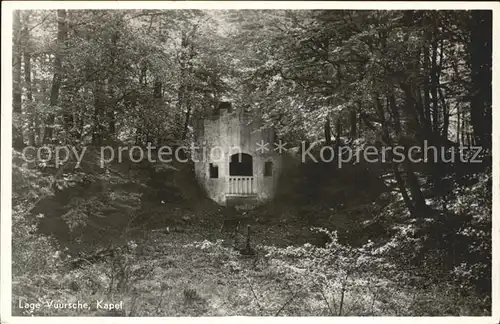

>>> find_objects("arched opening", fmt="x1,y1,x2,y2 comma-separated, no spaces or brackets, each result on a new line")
229,153,253,176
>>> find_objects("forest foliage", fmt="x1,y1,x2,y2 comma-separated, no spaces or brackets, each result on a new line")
10,9,492,316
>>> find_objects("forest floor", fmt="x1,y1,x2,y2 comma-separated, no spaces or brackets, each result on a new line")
11,227,404,316
13,217,486,317
11,150,491,316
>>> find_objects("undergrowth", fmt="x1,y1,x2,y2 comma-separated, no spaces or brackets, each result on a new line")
10,149,491,316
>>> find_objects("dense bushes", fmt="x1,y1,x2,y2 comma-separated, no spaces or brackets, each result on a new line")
189,226,488,316
11,142,492,316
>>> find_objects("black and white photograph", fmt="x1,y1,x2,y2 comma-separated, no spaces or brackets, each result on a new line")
1,1,498,320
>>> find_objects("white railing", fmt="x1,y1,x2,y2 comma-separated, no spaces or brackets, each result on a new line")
227,177,255,195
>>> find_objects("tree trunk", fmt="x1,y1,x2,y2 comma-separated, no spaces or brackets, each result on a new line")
44,9,68,144
23,12,35,146
182,74,193,141
175,70,186,138
469,10,492,149
393,162,415,214
92,80,105,145
32,58,41,145
362,105,415,216
182,106,192,141
461,116,467,146
439,88,449,140
402,159,427,212
175,30,193,139
324,115,332,145
106,98,116,138
422,41,431,131
107,112,115,139
387,92,428,214
335,117,342,149
12,10,24,150
430,20,440,135
107,84,116,138
349,110,357,139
